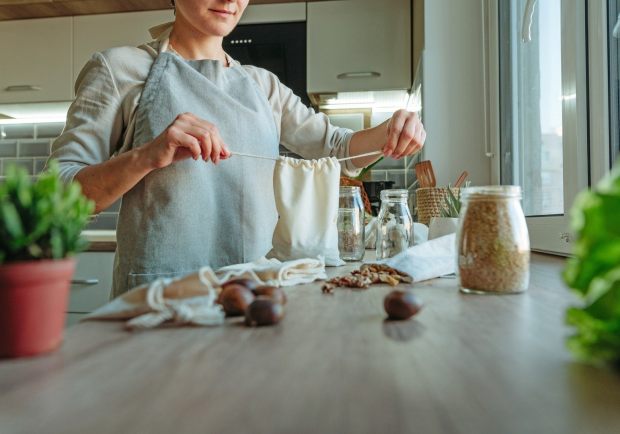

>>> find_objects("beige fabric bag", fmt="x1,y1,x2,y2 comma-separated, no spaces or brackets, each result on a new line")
268,156,344,266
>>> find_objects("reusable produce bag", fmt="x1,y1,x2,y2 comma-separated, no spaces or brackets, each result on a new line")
84,257,327,329
268,156,345,266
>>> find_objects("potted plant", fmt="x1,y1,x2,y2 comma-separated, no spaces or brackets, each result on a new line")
427,184,467,240
0,161,93,358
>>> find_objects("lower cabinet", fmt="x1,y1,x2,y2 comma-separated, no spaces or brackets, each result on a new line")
66,252,114,327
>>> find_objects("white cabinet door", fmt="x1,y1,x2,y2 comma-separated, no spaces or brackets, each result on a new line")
73,9,174,86
0,17,73,103
69,252,115,313
307,0,411,94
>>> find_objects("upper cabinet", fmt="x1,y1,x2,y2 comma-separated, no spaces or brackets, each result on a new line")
307,0,411,95
73,10,173,85
0,17,73,103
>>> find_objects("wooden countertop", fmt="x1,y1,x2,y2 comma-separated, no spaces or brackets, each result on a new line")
1,253,619,434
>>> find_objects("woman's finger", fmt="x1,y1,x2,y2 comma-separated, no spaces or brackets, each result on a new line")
397,116,419,158
167,125,200,160
384,112,406,157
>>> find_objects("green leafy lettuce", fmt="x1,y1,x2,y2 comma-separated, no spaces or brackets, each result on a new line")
563,165,620,363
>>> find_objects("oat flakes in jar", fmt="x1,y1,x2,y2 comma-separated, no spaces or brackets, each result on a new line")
457,186,530,294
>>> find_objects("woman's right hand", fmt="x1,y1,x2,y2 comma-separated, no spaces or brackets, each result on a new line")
139,112,231,170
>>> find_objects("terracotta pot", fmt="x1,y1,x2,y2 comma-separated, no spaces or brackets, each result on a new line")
0,258,75,358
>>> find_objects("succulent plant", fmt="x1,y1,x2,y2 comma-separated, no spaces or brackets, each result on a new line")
0,160,94,264
440,182,470,218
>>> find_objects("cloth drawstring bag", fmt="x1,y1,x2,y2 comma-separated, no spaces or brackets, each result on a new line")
268,156,345,266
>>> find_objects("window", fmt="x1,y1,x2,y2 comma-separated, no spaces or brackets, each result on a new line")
497,0,589,254
499,0,564,216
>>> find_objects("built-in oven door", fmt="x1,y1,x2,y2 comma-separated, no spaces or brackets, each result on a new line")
224,22,310,106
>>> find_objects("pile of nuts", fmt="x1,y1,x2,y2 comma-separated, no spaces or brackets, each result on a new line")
217,278,286,326
322,264,413,294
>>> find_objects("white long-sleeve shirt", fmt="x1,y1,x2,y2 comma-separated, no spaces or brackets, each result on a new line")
50,22,359,184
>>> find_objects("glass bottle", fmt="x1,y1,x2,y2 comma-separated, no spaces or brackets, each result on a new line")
337,186,365,261
376,189,414,259
457,186,530,294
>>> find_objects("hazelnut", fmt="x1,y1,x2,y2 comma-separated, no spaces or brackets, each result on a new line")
220,284,255,316
245,297,284,326
252,286,287,305
383,290,422,320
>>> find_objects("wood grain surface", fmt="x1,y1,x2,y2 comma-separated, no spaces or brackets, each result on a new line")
1,253,619,434
0,0,326,21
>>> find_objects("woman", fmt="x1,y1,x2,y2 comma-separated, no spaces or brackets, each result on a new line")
50,0,426,296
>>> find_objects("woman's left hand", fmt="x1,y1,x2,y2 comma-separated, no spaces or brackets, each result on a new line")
383,109,426,159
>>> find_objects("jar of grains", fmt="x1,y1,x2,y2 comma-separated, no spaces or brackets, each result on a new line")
457,186,530,294
337,186,366,261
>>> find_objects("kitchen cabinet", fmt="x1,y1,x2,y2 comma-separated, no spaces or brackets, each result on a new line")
0,17,73,103
307,0,411,95
69,252,114,314
65,313,86,328
73,9,173,85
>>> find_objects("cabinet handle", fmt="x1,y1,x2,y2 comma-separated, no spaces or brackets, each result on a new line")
71,278,99,285
336,71,381,79
4,85,42,92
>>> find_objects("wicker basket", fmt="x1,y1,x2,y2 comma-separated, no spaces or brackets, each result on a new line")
339,177,372,215
416,187,460,226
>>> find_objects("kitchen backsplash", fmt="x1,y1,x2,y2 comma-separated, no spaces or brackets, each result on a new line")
0,122,120,230
1,121,410,231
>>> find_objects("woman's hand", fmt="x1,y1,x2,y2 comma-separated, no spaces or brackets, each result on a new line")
382,109,426,159
139,112,231,170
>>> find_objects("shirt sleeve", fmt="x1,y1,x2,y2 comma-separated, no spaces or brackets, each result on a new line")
247,67,361,178
48,52,124,184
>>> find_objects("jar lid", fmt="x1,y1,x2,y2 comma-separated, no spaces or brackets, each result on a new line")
461,185,522,199
380,189,409,201
339,186,361,195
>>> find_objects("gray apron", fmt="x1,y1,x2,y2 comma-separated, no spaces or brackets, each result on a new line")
112,52,279,296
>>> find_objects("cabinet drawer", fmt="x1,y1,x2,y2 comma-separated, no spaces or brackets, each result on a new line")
69,252,114,313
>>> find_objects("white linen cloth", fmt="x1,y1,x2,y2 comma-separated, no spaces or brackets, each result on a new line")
84,257,326,329
267,156,345,266
377,233,456,282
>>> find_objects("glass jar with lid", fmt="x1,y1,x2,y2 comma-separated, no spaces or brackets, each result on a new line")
376,189,414,259
337,186,365,261
457,186,530,294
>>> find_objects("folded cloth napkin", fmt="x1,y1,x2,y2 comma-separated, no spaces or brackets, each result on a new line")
376,233,456,282
216,256,327,287
84,257,326,329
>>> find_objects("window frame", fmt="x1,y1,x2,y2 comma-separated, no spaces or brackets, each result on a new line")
488,0,591,255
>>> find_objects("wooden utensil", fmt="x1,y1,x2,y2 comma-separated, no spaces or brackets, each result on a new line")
454,171,469,188
415,161,436,188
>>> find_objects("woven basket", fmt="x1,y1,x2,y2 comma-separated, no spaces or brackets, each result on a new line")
340,177,372,215
416,187,460,226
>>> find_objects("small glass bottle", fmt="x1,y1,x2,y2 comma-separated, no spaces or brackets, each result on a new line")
457,186,530,294
337,186,365,261
376,189,414,259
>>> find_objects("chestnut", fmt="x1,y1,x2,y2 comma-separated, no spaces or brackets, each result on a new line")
383,290,422,320
220,284,255,317
252,286,287,305
245,297,284,326
223,278,259,292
